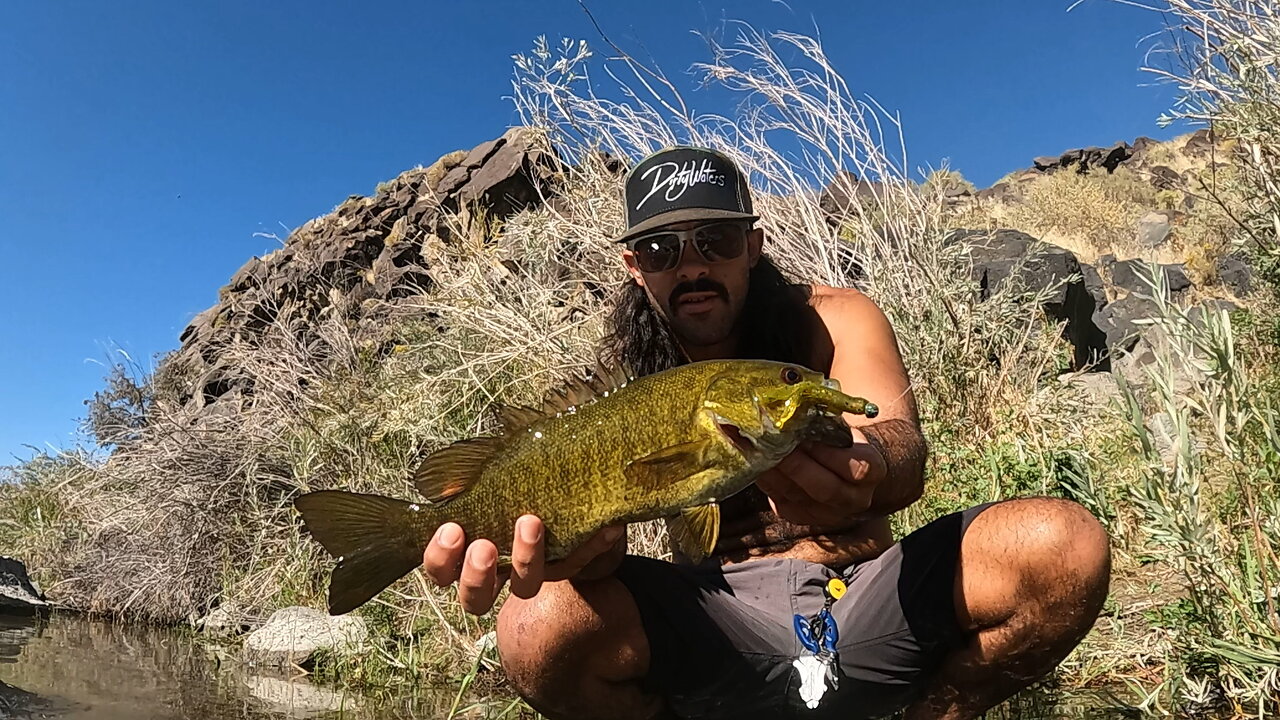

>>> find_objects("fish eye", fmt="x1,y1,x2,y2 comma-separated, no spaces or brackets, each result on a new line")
781,367,802,385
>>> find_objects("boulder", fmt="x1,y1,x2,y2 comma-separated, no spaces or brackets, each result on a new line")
0,558,48,615
818,170,890,221
1148,165,1182,191
1107,259,1191,298
243,606,368,669
1136,211,1173,249
1182,128,1216,157
1093,293,1159,353
1216,254,1253,297
1032,142,1132,175
953,229,1110,369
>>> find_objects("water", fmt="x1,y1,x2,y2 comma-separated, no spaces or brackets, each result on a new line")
0,612,1151,720
0,613,517,720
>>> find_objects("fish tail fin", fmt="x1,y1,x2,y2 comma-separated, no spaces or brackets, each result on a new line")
294,490,437,616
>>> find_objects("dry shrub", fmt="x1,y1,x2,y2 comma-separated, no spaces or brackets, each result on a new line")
1115,0,1280,288
1001,167,1163,261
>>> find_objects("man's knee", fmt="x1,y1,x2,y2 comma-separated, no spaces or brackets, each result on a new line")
1007,497,1111,599
495,577,649,708
962,497,1111,625
496,581,587,698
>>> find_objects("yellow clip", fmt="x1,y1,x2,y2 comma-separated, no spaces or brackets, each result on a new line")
826,578,847,600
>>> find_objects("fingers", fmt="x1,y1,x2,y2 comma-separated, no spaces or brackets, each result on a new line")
758,446,876,524
805,441,883,485
423,522,466,586
508,515,547,600
458,539,501,614
423,516,624,614
755,467,803,503
776,449,848,506
545,525,625,582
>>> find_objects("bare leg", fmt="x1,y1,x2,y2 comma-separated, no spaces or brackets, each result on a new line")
496,575,665,720
903,497,1112,720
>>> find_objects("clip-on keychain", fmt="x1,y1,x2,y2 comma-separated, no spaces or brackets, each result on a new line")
792,577,847,709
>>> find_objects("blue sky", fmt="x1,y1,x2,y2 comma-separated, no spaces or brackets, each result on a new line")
1,0,1188,463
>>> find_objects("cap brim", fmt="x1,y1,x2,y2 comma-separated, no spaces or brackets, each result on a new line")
615,207,759,243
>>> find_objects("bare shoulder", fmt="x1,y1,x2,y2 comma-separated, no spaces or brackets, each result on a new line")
806,284,896,337
804,284,915,423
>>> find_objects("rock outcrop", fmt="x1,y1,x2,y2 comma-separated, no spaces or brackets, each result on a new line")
169,127,561,422
1033,141,1133,174
955,229,1113,370
0,558,48,615
166,124,1252,428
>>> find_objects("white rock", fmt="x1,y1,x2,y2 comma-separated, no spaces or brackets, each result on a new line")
242,606,367,669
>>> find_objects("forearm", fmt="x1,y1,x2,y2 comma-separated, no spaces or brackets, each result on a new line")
855,417,927,516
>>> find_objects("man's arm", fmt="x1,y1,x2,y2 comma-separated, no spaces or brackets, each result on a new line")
754,286,927,525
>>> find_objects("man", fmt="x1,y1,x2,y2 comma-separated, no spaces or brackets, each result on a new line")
422,147,1111,719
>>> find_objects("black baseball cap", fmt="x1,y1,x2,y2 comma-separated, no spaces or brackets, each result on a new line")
615,146,758,243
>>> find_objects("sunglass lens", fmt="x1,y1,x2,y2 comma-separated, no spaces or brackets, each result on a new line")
695,223,746,261
634,234,681,272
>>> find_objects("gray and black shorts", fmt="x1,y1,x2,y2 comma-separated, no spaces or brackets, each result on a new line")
614,503,994,720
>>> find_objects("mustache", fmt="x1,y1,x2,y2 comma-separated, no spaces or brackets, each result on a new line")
669,278,728,306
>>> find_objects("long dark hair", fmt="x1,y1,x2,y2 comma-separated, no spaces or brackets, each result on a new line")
599,254,815,377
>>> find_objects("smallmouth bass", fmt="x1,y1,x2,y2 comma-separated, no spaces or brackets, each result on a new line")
295,359,878,615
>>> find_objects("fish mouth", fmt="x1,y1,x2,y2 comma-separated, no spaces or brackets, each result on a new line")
718,422,755,453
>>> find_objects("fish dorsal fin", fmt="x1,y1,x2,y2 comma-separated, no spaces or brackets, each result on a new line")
538,357,636,416
668,504,721,564
495,404,546,435
410,436,503,503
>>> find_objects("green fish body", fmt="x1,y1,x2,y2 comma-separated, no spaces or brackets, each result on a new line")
295,359,878,615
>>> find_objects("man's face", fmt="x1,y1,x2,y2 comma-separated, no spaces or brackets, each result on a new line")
622,220,764,352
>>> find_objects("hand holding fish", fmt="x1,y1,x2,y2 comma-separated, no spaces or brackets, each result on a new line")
423,516,626,615
755,428,888,526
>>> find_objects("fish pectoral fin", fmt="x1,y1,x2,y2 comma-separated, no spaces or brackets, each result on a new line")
622,439,714,490
410,436,503,503
669,503,721,564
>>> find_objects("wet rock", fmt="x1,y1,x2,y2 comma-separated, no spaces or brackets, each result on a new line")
243,607,367,669
0,558,48,615
195,601,259,636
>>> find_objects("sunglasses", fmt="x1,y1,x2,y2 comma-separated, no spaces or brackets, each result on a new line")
626,221,751,273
